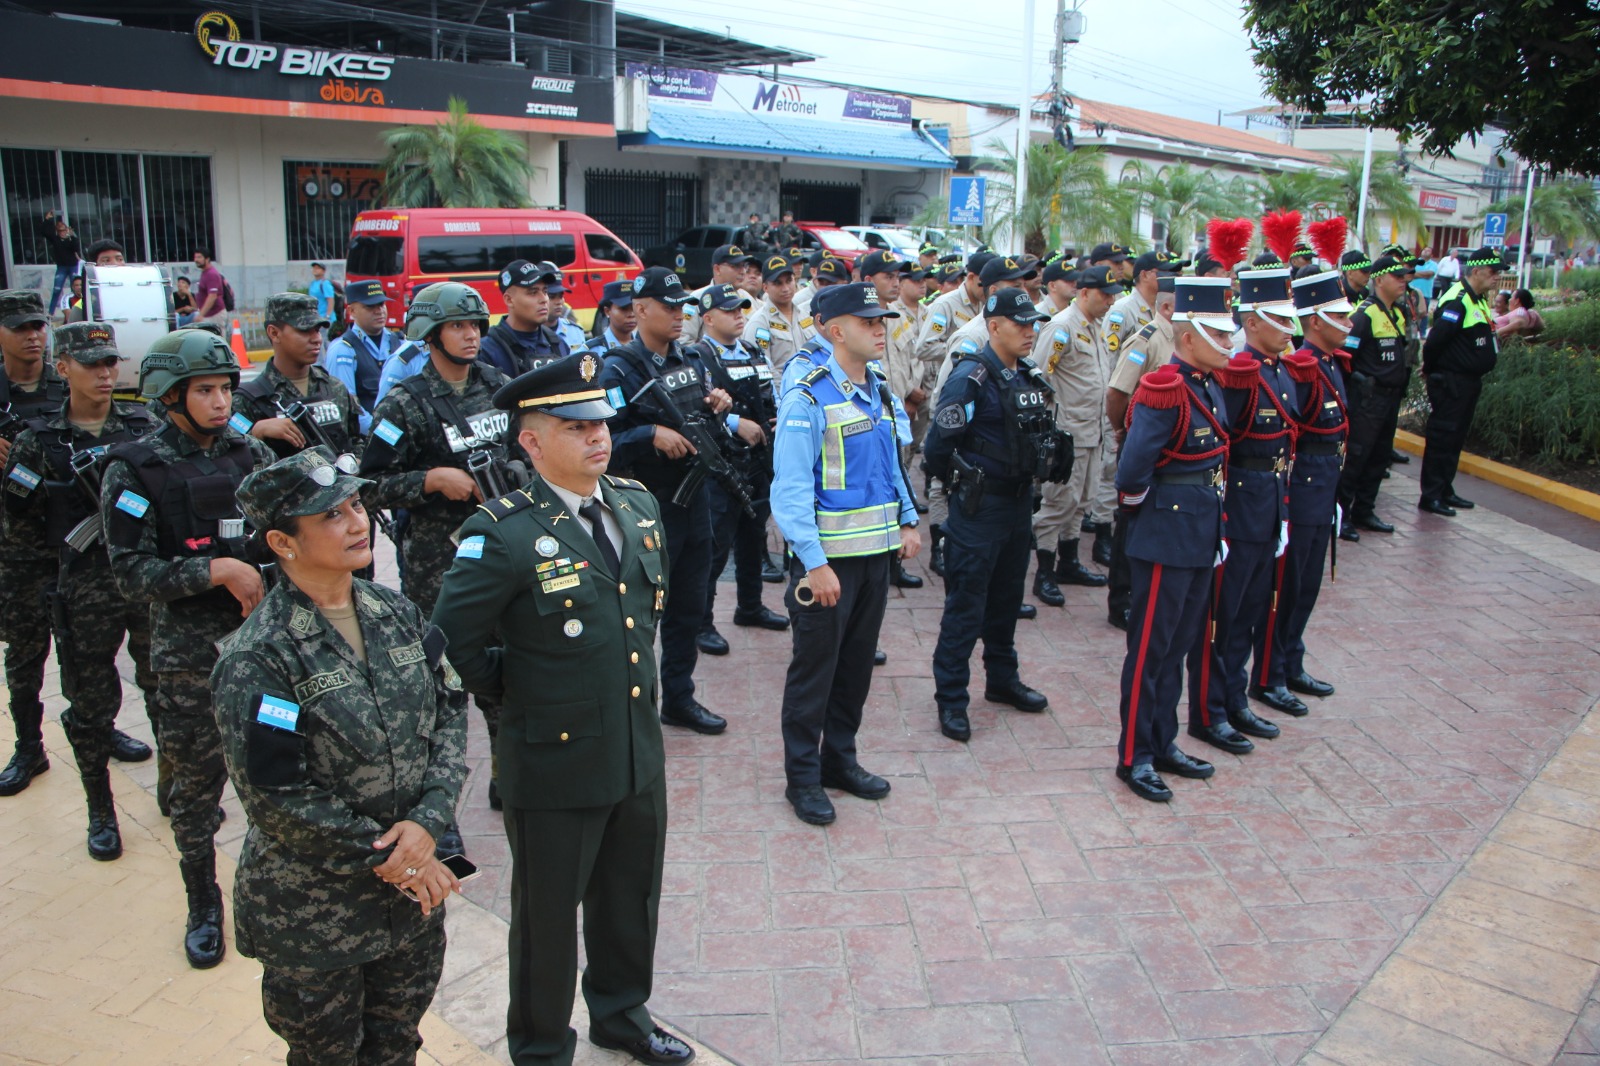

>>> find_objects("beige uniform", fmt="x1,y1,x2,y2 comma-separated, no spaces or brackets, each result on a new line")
679,284,711,345
1092,288,1156,523
793,282,816,319
1032,301,1109,549
914,286,980,528
1107,316,1176,398
742,298,815,373
1035,293,1059,318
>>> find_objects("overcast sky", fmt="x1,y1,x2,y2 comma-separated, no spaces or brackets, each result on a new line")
618,0,1275,126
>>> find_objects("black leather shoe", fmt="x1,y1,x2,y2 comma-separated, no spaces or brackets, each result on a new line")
1353,514,1395,533
929,525,945,577
873,649,887,666
1188,722,1254,755
435,823,465,860
761,556,785,583
110,729,153,763
1390,448,1411,464
1443,493,1475,510
661,700,728,735
984,679,1048,713
1249,684,1309,717
1287,671,1335,698
890,559,924,589
1033,550,1065,607
1228,706,1280,739
733,606,789,630
1418,498,1457,517
0,743,48,797
784,784,837,826
1338,521,1360,543
1116,763,1172,802
938,706,971,742
695,628,730,656
1017,603,1037,620
1108,606,1130,631
590,1025,696,1065
488,779,502,811
1154,745,1214,779
1057,540,1108,587
821,763,891,800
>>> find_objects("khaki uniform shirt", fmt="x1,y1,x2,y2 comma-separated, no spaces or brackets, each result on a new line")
1104,289,1156,367
1108,316,1177,396
883,297,922,400
1034,301,1108,448
912,286,980,373
742,299,816,373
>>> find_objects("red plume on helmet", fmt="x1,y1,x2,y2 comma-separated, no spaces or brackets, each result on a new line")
1261,210,1302,266
1307,216,1348,268
1204,217,1254,272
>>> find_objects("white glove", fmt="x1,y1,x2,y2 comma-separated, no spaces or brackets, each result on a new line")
1335,503,1343,531
1275,520,1289,558
1214,538,1230,568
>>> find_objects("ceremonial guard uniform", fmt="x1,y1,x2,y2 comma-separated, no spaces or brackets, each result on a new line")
1419,247,1506,516
1113,278,1232,802
233,294,362,461
322,279,414,433
1338,255,1412,533
925,290,1065,742
432,359,695,1066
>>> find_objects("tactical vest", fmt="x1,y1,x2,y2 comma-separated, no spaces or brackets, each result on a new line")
0,371,67,440
236,371,353,455
30,408,158,549
394,372,510,469
952,350,1062,482
486,320,569,375
613,343,712,488
340,329,391,413
110,429,257,563
799,366,900,559
1351,298,1407,385
695,337,776,426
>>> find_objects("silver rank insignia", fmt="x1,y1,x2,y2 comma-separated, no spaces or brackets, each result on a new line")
536,536,559,557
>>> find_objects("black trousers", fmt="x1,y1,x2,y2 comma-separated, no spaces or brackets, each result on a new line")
1107,512,1133,617
1255,520,1331,687
1339,376,1405,517
503,777,668,1066
657,483,713,710
703,482,772,624
1420,370,1484,504
780,553,889,786
932,495,1032,713
1119,559,1212,767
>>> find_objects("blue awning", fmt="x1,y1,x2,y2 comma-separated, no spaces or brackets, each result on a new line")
619,105,955,169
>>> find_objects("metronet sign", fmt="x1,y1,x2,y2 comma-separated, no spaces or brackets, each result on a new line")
753,82,818,116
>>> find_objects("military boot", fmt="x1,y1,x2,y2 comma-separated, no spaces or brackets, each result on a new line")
82,771,122,861
0,741,48,797
1091,522,1114,566
929,525,946,577
179,854,226,969
1056,539,1108,587
1032,550,1065,607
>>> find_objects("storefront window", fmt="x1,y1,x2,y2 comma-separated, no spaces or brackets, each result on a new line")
284,161,384,262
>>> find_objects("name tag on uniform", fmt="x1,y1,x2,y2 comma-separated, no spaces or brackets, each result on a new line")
1324,400,1340,409
756,364,773,380
541,574,581,594
840,419,874,438
389,642,426,667
256,694,300,732
1193,426,1212,438
728,366,756,380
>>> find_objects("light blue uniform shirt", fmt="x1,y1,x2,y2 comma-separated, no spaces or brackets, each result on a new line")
780,335,912,444
376,346,429,403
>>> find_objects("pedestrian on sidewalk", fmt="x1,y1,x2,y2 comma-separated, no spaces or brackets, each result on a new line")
213,447,467,1066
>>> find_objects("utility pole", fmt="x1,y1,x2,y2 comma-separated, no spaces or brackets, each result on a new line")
1354,126,1375,250
1015,0,1036,256
1516,165,1537,288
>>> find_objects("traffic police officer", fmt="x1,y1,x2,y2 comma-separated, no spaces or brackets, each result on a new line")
1339,249,1372,304
587,281,637,354
1338,255,1412,535
1419,246,1506,516
101,328,276,967
597,267,734,736
323,279,413,433
1251,268,1353,718
1113,276,1232,802
925,288,1064,743
2,322,159,857
772,283,919,825
234,293,362,461
480,260,571,377
212,447,467,1066
744,254,817,373
687,283,788,654
431,358,696,1066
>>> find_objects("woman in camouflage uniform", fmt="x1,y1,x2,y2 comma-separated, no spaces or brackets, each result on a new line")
212,447,467,1065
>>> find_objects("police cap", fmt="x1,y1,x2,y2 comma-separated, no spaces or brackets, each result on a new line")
598,280,634,310
984,288,1048,324
345,279,387,306
1075,265,1126,294
630,266,694,305
492,350,616,421
761,254,797,284
979,255,1032,286
813,283,900,324
499,259,561,292
1089,242,1130,264
712,244,753,266
812,258,851,285
699,283,752,313
858,250,909,277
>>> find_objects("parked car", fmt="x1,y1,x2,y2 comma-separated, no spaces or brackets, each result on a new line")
844,226,923,258
344,207,641,330
640,225,743,287
794,222,870,269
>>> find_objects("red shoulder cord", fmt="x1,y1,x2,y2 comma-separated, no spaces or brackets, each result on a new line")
1294,356,1349,438
1235,363,1296,446
1157,378,1230,467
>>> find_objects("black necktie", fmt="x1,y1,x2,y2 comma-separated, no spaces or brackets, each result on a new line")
579,499,621,575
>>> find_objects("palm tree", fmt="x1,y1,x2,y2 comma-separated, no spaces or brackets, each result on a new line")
1331,154,1423,249
1126,163,1248,254
973,139,1134,255
380,97,535,208
1249,169,1340,214
1482,179,1600,254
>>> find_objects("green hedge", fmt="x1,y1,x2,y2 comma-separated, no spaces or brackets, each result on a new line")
1537,297,1600,349
1467,338,1600,464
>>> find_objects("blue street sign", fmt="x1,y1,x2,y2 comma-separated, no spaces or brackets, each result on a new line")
948,176,986,227
1484,212,1508,238
1484,236,1505,248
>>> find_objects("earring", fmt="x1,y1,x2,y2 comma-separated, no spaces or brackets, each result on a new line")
285,552,295,559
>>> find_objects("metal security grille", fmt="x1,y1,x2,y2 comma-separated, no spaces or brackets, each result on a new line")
585,170,700,251
1,147,214,268
284,160,385,262
780,181,862,228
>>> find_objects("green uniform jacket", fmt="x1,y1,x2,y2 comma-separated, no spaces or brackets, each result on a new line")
430,473,667,811
211,578,467,970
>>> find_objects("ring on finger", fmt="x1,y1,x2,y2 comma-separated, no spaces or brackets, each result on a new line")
404,867,419,877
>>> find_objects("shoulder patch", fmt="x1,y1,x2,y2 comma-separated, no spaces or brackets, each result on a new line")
954,337,980,356
7,464,41,494
1107,332,1121,351
114,490,149,519
1137,322,1158,340
456,535,485,559
935,403,968,430
800,366,830,387
373,418,404,446
1439,309,1462,323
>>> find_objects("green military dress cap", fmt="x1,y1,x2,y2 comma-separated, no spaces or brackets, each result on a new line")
54,321,125,362
492,350,617,421
265,291,330,331
0,289,49,328
237,446,370,532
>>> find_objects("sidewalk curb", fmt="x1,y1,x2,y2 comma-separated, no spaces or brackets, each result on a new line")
1393,429,1600,522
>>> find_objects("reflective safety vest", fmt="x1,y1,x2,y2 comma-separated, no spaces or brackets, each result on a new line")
1437,282,1493,329
804,368,901,559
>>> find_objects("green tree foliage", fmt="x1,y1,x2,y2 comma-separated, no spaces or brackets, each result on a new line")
1251,170,1340,213
974,140,1134,255
1125,163,1254,253
1331,155,1424,248
1245,0,1600,175
1483,181,1600,254
380,97,535,208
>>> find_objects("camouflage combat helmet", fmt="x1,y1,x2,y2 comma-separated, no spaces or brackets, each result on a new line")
139,328,240,399
405,282,490,343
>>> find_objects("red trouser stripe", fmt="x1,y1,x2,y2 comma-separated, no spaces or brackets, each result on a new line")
1123,562,1164,766
1258,552,1288,686
1198,562,1224,726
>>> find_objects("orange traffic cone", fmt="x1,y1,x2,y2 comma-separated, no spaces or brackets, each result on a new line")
229,319,250,368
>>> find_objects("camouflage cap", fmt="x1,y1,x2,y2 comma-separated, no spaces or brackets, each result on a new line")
53,321,125,362
264,291,329,330
236,446,371,532
0,289,49,329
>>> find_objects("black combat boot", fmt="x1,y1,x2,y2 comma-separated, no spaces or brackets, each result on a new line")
179,854,226,969
1032,550,1065,607
1091,522,1114,566
0,741,48,796
1056,539,1108,587
82,771,123,861
929,525,946,577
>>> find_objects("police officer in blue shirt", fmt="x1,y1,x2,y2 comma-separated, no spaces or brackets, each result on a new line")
771,283,920,826
924,289,1069,743
546,278,591,353
587,282,637,354
322,280,415,433
597,268,733,737
479,260,571,377
1113,277,1234,802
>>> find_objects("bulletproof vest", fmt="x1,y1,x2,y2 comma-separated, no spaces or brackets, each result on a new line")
0,369,67,441
695,337,775,424
395,373,510,468
487,320,568,375
30,408,158,547
110,427,257,563
344,330,389,413
1351,299,1407,384
237,372,352,455
955,349,1059,480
